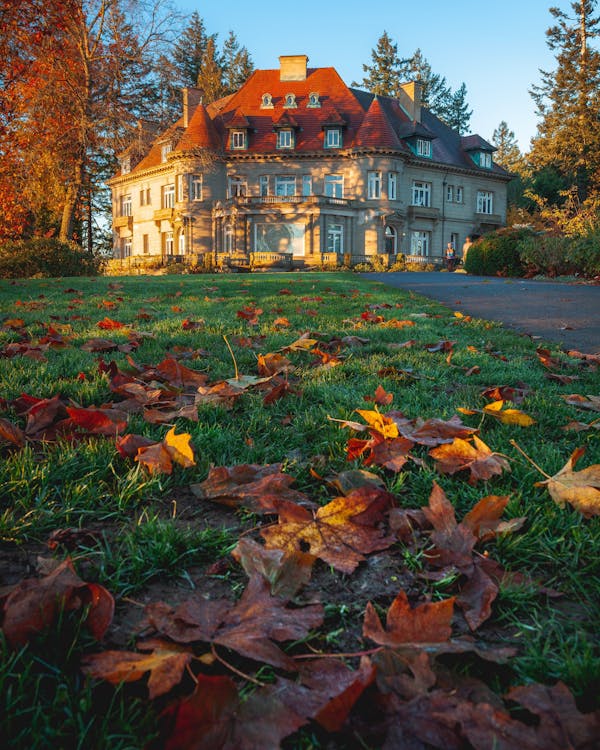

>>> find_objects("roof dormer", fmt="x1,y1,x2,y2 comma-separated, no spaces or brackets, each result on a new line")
261,92,274,109
284,92,297,108
307,92,321,108
461,135,495,169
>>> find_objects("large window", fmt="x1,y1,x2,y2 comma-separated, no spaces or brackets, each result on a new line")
324,174,343,198
259,176,269,196
277,129,293,149
275,176,296,196
178,230,186,255
367,171,381,199
120,194,132,216
189,174,202,201
228,177,246,198
388,172,397,200
231,130,247,149
162,184,175,209
416,139,431,157
324,128,342,148
164,230,174,255
327,224,344,253
477,190,494,214
122,238,132,257
411,181,431,207
384,225,397,253
480,152,492,168
410,231,430,256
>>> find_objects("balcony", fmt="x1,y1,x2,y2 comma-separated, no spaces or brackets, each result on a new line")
153,207,174,222
114,215,133,230
407,204,440,221
223,195,352,209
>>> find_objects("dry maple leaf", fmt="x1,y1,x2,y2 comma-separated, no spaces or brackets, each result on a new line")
482,400,536,426
0,417,25,447
232,538,315,598
190,463,314,513
535,446,600,518
562,394,600,412
81,640,193,699
363,590,455,647
0,558,113,648
261,487,395,574
429,435,510,484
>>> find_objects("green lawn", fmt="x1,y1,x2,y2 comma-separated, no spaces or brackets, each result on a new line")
1,272,598,748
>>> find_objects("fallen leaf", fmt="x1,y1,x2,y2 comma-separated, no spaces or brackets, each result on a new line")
429,436,511,484
535,447,600,518
261,487,395,574
363,590,455,646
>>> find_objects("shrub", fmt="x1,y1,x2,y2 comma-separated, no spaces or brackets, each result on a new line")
0,238,102,279
567,227,600,278
516,233,574,277
464,228,531,276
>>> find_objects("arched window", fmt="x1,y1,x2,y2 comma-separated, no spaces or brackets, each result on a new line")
178,229,186,255
261,93,273,108
284,93,297,108
384,225,397,254
308,92,320,108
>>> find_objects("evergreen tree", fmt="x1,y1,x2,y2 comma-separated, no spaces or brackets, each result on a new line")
402,49,454,122
492,121,524,172
529,0,600,205
171,11,211,88
444,82,472,134
197,36,225,103
355,31,406,97
222,30,254,94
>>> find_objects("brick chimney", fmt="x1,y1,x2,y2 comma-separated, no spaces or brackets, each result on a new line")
279,55,308,81
398,81,422,122
182,87,203,127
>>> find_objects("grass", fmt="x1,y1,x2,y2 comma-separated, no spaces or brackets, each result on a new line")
1,271,599,747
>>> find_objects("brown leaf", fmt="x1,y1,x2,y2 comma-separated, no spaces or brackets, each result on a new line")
462,495,525,542
562,394,600,412
261,487,395,573
0,417,25,447
155,358,209,388
190,463,314,513
535,447,600,517
429,435,511,484
456,560,499,631
364,384,394,405
1,558,113,648
363,590,455,646
81,641,192,698
231,538,315,599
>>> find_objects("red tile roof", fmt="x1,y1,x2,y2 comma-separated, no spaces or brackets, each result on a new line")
354,96,402,149
176,104,221,150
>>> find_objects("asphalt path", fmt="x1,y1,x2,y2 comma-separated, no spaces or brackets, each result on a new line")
362,272,600,353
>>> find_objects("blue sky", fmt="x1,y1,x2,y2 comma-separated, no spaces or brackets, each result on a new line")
175,1,561,151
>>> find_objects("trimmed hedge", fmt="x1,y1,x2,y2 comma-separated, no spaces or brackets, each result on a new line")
464,228,532,277
0,238,102,279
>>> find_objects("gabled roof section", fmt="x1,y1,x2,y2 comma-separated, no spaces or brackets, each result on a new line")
320,104,347,128
176,104,222,151
225,109,251,129
131,121,184,173
273,110,299,129
354,96,402,149
461,134,495,152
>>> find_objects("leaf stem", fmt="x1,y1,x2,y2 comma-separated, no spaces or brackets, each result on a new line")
210,644,266,686
509,439,551,479
223,335,239,380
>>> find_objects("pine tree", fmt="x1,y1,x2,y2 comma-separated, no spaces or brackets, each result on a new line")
222,30,254,94
171,11,211,88
355,31,406,97
529,0,600,205
402,49,454,122
197,36,225,103
492,121,524,172
444,83,472,134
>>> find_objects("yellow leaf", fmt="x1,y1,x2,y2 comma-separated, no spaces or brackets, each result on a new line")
536,447,600,518
355,409,399,438
483,400,535,426
164,427,196,468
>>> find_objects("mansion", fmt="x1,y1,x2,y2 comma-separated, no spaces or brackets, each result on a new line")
109,55,510,268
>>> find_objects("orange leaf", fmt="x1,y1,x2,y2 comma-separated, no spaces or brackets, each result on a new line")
363,590,455,646
163,427,195,469
429,435,510,484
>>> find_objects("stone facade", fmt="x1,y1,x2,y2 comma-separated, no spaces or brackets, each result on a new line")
109,55,510,269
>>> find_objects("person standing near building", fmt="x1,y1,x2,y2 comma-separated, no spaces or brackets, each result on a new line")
444,241,456,271
462,236,472,265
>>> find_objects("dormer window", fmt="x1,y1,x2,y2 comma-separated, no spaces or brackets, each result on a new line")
120,156,130,174
284,93,297,108
324,128,342,149
479,151,492,168
416,138,431,158
308,92,320,108
261,93,273,108
231,130,247,150
277,128,294,149
161,143,172,162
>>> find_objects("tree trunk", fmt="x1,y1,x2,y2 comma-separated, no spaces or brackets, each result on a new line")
59,161,83,243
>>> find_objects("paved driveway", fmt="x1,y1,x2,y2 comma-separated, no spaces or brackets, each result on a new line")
362,272,600,353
